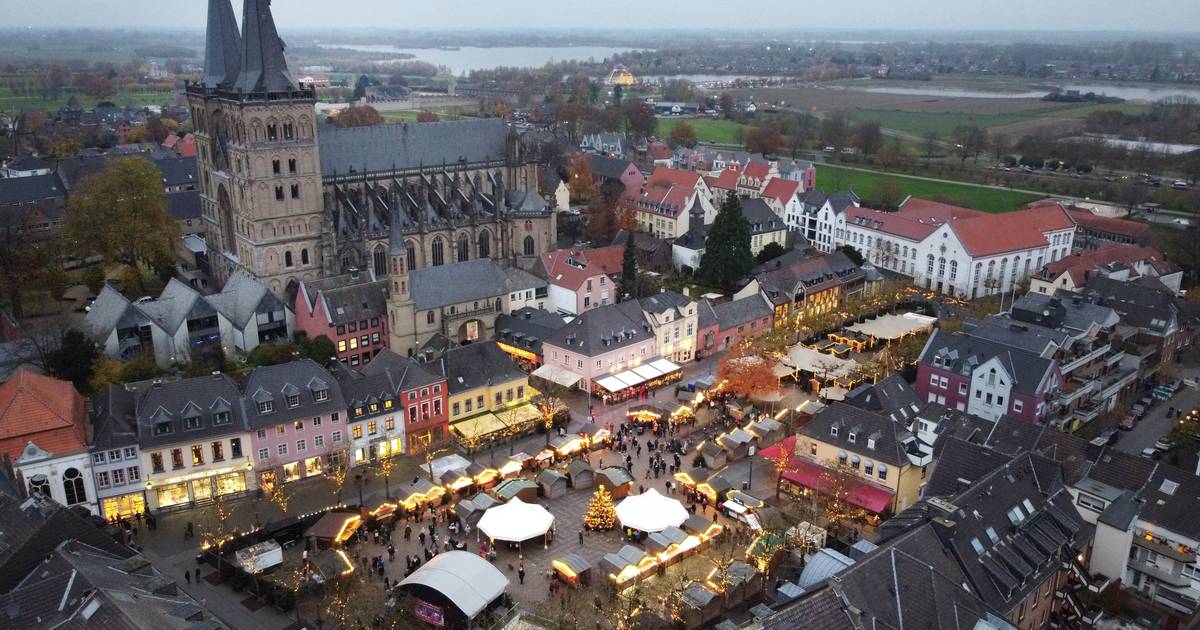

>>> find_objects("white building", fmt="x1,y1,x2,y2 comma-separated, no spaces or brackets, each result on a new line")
824,198,1076,298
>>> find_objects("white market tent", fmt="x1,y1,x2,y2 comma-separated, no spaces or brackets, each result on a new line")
428,454,473,478
477,497,556,542
531,364,581,388
398,550,509,618
616,488,689,533
783,344,858,381
846,312,936,341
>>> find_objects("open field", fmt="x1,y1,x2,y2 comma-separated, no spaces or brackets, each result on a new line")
0,89,176,112
815,164,1042,213
657,116,748,145
378,107,471,123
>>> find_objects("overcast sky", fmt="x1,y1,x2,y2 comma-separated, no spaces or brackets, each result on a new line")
2,0,1199,32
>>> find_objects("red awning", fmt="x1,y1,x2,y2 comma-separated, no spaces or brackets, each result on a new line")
780,457,894,514
757,435,796,461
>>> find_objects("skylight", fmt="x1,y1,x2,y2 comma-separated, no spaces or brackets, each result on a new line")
1160,479,1180,496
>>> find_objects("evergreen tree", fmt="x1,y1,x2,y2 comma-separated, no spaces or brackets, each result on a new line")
584,486,617,530
697,193,753,291
620,232,638,300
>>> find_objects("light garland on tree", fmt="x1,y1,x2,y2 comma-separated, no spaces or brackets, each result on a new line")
584,486,616,530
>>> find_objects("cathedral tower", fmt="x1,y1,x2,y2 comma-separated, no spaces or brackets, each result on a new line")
188,0,324,297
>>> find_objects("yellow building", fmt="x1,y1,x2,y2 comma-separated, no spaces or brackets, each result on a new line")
790,402,932,515
438,341,542,447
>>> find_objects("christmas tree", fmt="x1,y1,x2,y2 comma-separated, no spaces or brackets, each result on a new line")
584,486,616,530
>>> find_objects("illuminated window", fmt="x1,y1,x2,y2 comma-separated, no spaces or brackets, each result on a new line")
368,421,378,435
353,425,363,439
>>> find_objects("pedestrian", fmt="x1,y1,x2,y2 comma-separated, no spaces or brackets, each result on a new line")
185,521,194,540
388,544,396,562
518,564,526,585
579,529,584,545
404,525,411,541
185,570,191,584
194,568,200,583
419,531,426,545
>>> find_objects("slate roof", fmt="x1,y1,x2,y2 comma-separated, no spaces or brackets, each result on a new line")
0,172,65,206
842,373,923,423
799,402,914,467
361,349,445,392
921,436,1021,499
318,118,509,176
960,315,1069,357
3,155,50,171
410,258,509,311
135,374,248,448
154,156,198,188
705,294,773,331
637,290,691,317
754,251,864,307
432,341,525,396
329,362,395,418
233,0,297,93
1076,275,1180,334
0,494,134,593
494,307,568,356
202,0,242,88
206,270,280,328
740,197,785,235
298,273,388,325
590,155,635,181
1010,291,1118,333
504,266,546,295
542,301,652,357
919,329,1054,397
91,384,139,451
241,360,344,430
166,190,202,221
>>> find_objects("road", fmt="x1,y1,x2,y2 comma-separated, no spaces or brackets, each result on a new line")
1115,384,1200,457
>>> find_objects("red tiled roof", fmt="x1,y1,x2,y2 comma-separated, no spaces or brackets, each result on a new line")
649,142,673,160
761,177,800,204
1066,208,1150,239
0,370,88,460
707,168,739,191
844,206,941,241
1043,242,1178,285
542,245,626,291
896,198,986,223
742,161,771,180
950,204,1075,257
648,166,702,189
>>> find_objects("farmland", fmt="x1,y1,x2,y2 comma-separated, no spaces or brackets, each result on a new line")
0,88,176,113
657,117,748,145
815,164,1042,213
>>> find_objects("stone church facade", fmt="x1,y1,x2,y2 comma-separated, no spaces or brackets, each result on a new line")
187,0,556,301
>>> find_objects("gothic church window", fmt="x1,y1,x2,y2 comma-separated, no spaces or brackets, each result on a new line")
523,236,535,256
62,468,85,505
406,244,416,272
285,251,294,268
457,234,469,263
478,230,491,259
301,249,309,265
373,247,387,275
432,238,445,267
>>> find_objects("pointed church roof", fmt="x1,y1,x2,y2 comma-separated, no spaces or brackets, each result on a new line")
202,0,242,88
388,208,408,257
234,0,297,94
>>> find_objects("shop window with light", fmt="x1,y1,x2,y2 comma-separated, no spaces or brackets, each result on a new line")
191,445,205,466
151,452,164,473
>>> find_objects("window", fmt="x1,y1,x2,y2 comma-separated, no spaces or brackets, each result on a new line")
92,452,106,465
154,422,172,436
275,186,284,201
126,466,139,482
830,425,839,437
958,382,967,395
191,444,205,465
277,443,288,456
314,389,329,403
864,460,874,475
257,429,267,439
231,438,242,458
427,311,435,325
368,421,378,435
96,471,111,489
353,425,363,439
288,158,296,173
929,374,939,387
258,448,270,461
291,184,299,199
523,236,535,256
452,402,461,416
171,448,184,470
151,452,164,473
315,435,324,448
258,400,274,414
386,418,395,431
312,416,322,428
878,464,888,481
123,446,137,459
301,249,309,265
62,468,86,505
297,439,307,452
287,394,301,408
214,411,231,425
107,449,122,462
211,441,224,462
432,237,445,266
1013,400,1024,413
332,431,343,443
276,425,286,435
408,406,417,424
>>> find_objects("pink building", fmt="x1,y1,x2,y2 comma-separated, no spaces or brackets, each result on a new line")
540,301,657,393
695,295,775,358
543,245,626,315
244,360,350,488
295,273,390,368
590,155,645,195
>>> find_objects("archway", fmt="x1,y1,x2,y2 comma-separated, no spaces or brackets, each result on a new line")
456,319,486,345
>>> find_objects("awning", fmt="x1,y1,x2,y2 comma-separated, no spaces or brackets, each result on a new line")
616,488,689,533
757,435,796,461
632,364,664,381
596,376,628,393
649,358,681,374
780,458,894,513
615,370,645,388
532,364,581,388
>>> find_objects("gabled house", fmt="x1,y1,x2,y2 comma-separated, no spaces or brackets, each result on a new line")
295,271,390,367
543,244,626,315
589,155,644,195
1030,242,1182,295
735,250,865,323
623,167,716,239
89,385,144,520
695,294,774,358
637,290,698,363
362,349,449,455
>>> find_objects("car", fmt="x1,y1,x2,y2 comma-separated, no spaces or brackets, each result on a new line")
1155,437,1174,451
1099,427,1120,445
1141,447,1162,460
1131,403,1147,417
1173,180,1190,190
1120,413,1137,430
1184,378,1198,389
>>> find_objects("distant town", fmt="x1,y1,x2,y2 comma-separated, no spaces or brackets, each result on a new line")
0,2,1198,630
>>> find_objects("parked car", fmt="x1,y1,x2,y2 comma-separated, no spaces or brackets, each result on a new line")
1155,437,1174,451
1173,180,1190,190
1131,403,1148,417
1119,412,1138,430
1099,427,1120,445
1141,447,1162,460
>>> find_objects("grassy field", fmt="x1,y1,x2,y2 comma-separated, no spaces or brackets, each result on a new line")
0,89,175,113
846,102,1152,137
657,117,748,145
815,164,1042,213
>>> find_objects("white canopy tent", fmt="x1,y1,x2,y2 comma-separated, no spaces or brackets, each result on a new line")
616,488,689,533
846,312,936,340
428,454,473,479
531,364,581,388
783,344,858,381
398,550,509,618
477,497,556,542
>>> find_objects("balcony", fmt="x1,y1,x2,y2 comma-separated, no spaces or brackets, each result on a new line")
1061,343,1111,375
1100,369,1138,400
1104,350,1126,366
1056,380,1097,406
443,303,498,323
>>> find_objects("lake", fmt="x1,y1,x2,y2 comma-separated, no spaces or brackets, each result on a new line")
319,43,639,74
862,83,1200,102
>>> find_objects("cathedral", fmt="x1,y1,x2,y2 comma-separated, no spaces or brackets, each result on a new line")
186,0,556,301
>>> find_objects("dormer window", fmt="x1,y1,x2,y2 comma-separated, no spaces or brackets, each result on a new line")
286,394,301,408
258,400,274,414
314,389,329,403
154,422,173,436
184,415,202,430
830,426,839,438
866,438,876,450
848,432,857,444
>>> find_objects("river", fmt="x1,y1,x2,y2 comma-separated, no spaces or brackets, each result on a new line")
862,83,1200,102
318,43,639,75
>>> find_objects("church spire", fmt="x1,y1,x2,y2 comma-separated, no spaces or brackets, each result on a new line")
202,0,241,88
234,0,297,94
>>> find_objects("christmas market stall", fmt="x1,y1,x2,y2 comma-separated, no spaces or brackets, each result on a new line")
681,514,724,541
601,545,655,587
717,428,755,461
305,511,362,549
441,468,475,494
721,561,763,608
567,459,595,489
549,433,588,458
305,548,355,584
477,498,556,549
466,462,500,488
452,493,501,534
845,312,936,344
551,552,593,588
592,359,684,405
745,418,785,448
498,452,532,478
680,582,722,630
537,468,569,499
579,422,612,450
597,466,635,499
396,477,446,511
616,488,688,535
398,550,510,628
698,441,728,469
626,404,665,427
696,471,736,504
492,477,539,503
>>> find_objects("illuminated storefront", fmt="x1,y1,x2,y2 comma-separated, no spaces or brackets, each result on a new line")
148,465,251,510
101,492,146,520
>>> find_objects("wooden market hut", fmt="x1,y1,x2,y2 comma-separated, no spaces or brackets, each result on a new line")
567,459,595,489
493,478,540,503
453,493,501,533
597,466,635,499
579,422,612,450
722,561,763,607
699,441,728,469
441,468,474,494
680,582,721,630
696,472,735,504
537,469,569,499
466,462,500,488
552,552,593,588
746,418,785,448
549,434,589,458
305,511,363,549
397,477,446,510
